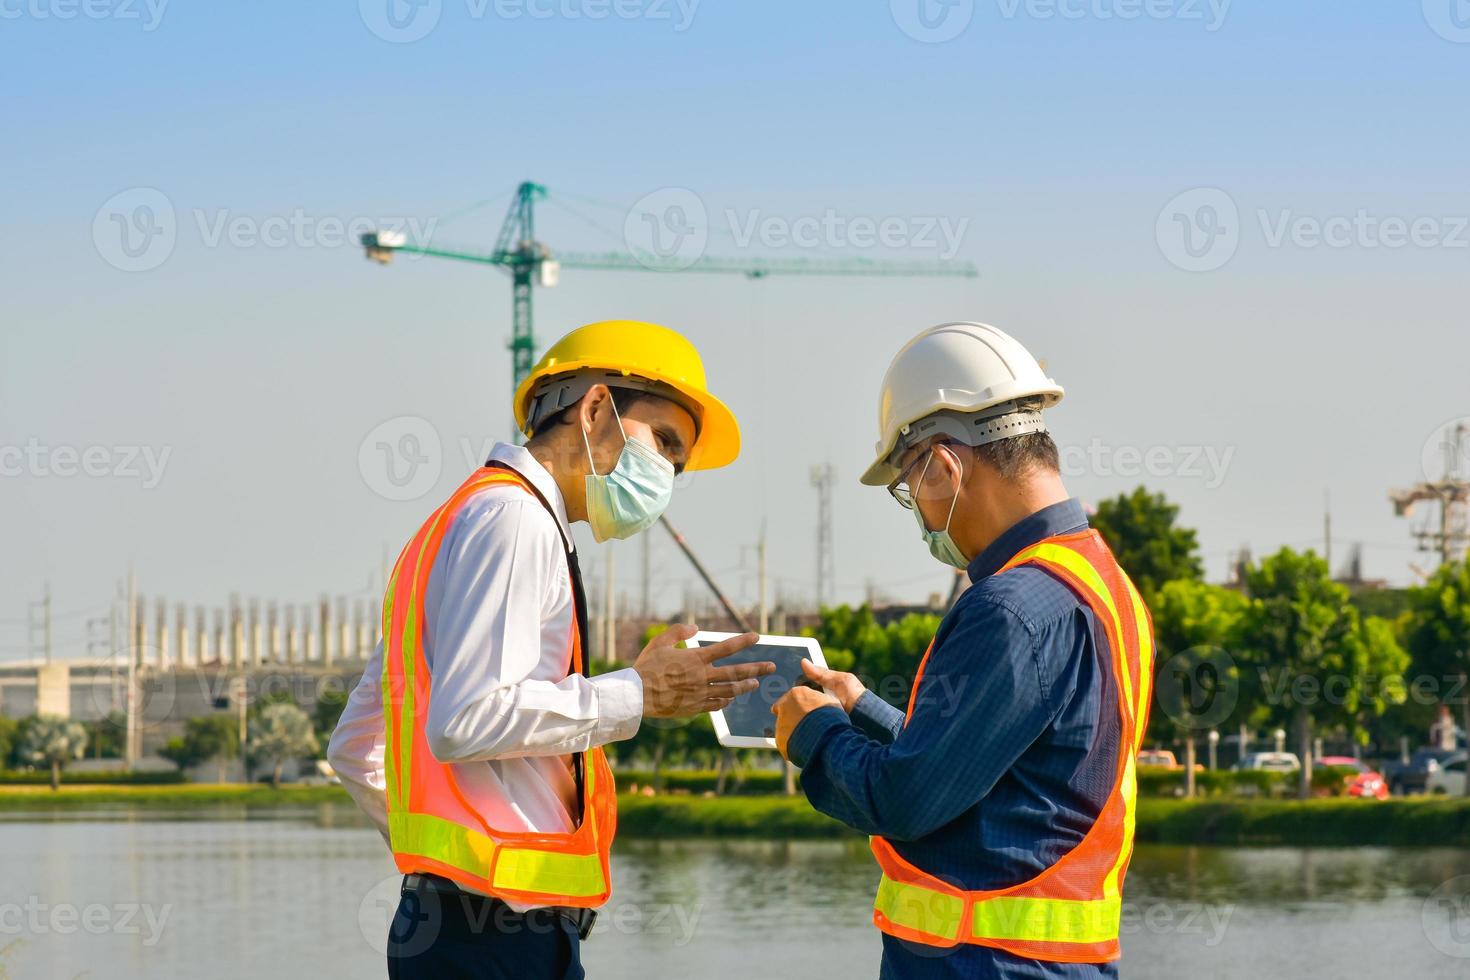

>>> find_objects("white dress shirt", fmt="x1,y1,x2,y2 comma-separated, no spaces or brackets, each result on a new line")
328,443,643,886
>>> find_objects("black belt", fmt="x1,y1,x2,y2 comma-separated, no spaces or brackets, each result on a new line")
401,872,598,941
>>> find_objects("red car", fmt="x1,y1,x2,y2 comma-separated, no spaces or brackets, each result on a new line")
1315,756,1390,800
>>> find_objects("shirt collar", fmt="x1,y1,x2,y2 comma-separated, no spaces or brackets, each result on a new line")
485,442,576,552
968,498,1089,583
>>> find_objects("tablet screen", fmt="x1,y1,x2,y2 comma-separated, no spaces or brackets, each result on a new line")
708,643,815,740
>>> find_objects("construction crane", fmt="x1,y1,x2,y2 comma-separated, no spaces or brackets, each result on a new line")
361,180,979,429
359,180,978,624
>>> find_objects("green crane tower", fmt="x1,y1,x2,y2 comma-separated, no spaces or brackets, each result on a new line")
361,180,978,436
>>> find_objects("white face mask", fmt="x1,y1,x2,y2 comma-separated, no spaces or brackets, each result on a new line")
582,398,675,543
911,448,970,569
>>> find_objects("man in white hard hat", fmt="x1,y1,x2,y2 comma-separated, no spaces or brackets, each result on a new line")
773,323,1155,979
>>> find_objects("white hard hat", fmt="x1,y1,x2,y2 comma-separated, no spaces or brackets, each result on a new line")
860,322,1064,486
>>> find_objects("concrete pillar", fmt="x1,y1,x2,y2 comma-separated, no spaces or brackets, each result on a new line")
198,606,213,664
175,603,189,668
337,597,350,667
319,595,333,667
230,596,245,669
268,602,281,663
249,600,263,665
155,598,169,670
285,606,297,664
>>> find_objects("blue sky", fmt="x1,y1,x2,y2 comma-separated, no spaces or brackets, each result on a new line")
4,2,1470,658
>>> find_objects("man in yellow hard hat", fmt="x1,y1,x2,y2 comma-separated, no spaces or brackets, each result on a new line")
330,320,769,980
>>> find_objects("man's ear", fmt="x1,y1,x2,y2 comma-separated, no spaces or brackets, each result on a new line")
578,384,612,432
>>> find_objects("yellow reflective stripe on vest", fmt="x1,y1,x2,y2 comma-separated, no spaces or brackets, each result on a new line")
973,894,1122,945
1124,576,1153,746
875,875,966,942
1016,543,1133,718
387,812,610,900
876,873,1121,946
493,847,607,899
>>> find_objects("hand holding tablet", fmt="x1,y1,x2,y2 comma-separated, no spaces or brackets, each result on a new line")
688,632,832,749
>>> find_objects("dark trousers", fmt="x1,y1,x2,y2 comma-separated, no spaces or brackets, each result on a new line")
386,882,585,980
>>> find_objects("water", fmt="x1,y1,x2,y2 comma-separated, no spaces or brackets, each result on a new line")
3,805,1469,979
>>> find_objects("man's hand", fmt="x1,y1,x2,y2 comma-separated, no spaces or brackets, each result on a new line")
771,685,840,761
634,625,772,719
800,660,866,713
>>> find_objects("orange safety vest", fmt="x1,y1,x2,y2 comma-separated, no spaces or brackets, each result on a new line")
870,530,1153,963
380,465,618,908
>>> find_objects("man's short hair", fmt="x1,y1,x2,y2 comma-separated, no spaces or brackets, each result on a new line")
971,431,1060,479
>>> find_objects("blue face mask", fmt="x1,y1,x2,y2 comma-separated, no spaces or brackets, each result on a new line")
910,449,970,569
583,400,675,543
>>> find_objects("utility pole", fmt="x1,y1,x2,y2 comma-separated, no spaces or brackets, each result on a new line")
810,464,835,609
29,583,53,664
603,545,616,665
1390,421,1470,567
1323,490,1332,574
757,523,769,633
125,570,138,767
640,533,651,618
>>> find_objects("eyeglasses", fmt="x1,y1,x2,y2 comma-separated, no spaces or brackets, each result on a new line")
886,450,931,510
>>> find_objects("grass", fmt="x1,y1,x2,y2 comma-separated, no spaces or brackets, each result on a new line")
5,782,1469,847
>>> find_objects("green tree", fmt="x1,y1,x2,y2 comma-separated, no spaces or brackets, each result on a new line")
0,716,17,769
313,686,349,750
1091,487,1203,604
160,715,241,782
248,702,318,788
1403,558,1470,795
808,605,939,708
21,716,89,790
1149,578,1250,791
1240,549,1408,799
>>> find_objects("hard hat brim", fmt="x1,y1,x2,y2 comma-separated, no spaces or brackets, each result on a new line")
515,358,741,472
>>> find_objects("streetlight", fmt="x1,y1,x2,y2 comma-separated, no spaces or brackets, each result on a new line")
1207,729,1219,771
1273,728,1286,754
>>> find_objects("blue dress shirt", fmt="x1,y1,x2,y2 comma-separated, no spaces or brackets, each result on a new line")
788,500,1122,980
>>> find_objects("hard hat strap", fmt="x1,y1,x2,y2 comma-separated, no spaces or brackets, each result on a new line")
525,370,700,438
892,401,1048,469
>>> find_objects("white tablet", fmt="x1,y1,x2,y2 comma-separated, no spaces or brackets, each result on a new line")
690,631,827,749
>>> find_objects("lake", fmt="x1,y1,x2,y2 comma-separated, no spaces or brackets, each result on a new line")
3,805,1469,978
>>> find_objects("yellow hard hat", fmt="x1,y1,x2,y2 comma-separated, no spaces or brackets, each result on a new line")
514,320,741,471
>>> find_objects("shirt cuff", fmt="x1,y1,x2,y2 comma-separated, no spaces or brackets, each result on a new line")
851,689,905,740
590,668,644,746
787,705,849,769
